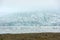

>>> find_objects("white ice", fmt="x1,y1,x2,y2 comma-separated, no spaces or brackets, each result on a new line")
0,0,60,34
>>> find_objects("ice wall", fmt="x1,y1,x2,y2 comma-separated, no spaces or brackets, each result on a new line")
0,0,60,26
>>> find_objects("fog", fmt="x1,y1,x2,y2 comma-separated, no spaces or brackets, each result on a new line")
0,0,60,13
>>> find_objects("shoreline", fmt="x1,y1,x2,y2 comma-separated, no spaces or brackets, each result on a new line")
0,33,60,40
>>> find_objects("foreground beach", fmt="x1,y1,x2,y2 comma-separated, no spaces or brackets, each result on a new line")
0,33,60,40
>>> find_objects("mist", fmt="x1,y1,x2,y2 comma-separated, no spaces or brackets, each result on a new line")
0,0,60,13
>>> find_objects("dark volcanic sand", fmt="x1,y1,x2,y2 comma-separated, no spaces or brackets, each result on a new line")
0,33,60,40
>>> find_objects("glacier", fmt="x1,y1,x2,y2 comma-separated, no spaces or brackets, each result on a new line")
0,0,60,34
0,10,60,34
0,11,60,26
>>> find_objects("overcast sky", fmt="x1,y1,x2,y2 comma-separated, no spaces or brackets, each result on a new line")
0,0,60,13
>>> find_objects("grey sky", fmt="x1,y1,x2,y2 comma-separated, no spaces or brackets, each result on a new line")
0,0,60,13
